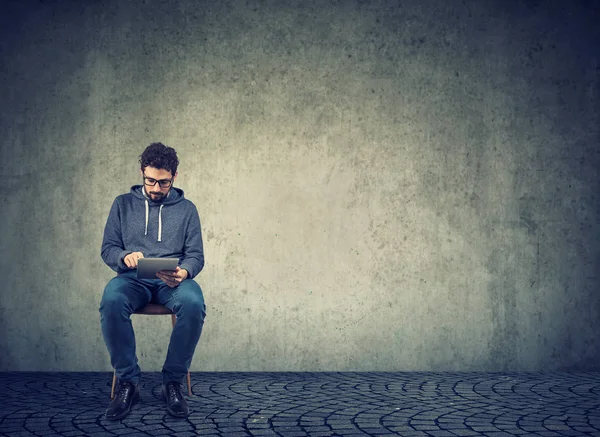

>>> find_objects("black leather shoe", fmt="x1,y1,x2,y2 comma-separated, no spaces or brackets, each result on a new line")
162,382,189,417
105,381,140,421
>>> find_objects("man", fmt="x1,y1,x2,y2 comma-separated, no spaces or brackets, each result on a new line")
100,142,206,420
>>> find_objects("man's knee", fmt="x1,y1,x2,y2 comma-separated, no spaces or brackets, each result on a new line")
99,278,131,315
175,281,206,318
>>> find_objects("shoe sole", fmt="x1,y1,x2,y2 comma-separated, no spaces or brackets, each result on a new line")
105,391,140,421
166,407,188,418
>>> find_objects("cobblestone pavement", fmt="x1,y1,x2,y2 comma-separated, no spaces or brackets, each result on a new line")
0,372,599,437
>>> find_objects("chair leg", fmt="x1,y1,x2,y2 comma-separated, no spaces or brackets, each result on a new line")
111,371,117,399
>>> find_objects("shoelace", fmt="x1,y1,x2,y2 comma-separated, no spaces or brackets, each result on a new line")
166,383,183,402
116,383,134,402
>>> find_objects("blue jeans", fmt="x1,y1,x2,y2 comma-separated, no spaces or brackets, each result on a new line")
99,270,206,385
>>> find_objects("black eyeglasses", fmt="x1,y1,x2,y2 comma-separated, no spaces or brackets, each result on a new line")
143,174,173,188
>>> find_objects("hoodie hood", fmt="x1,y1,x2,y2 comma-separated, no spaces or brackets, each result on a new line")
130,185,185,242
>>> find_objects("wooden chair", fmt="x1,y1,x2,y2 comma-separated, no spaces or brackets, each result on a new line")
110,303,192,398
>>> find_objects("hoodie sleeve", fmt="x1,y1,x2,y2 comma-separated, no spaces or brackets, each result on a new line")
179,203,205,279
101,198,133,272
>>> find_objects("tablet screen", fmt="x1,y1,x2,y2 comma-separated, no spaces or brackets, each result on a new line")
136,258,179,279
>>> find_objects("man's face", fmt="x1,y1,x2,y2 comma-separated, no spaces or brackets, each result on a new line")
141,166,176,202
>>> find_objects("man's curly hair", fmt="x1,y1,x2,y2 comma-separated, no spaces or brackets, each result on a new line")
139,142,179,175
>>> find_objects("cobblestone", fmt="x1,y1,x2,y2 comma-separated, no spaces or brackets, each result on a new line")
0,372,599,436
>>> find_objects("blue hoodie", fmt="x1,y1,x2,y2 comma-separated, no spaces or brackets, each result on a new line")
101,185,204,279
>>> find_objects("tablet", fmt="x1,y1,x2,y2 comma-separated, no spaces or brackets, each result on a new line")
137,258,179,279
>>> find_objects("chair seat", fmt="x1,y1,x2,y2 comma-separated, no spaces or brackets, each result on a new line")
134,304,173,315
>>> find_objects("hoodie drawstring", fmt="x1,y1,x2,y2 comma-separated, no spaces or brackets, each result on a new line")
143,189,167,242
144,199,149,236
158,204,164,242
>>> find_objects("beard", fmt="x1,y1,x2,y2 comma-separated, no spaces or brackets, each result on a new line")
150,192,165,201
145,187,167,203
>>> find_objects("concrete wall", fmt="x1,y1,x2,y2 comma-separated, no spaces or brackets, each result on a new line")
0,0,598,372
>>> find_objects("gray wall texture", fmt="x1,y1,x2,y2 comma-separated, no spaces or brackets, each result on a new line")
0,0,598,372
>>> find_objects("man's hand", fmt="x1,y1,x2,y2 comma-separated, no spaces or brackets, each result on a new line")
124,252,144,269
157,266,188,288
